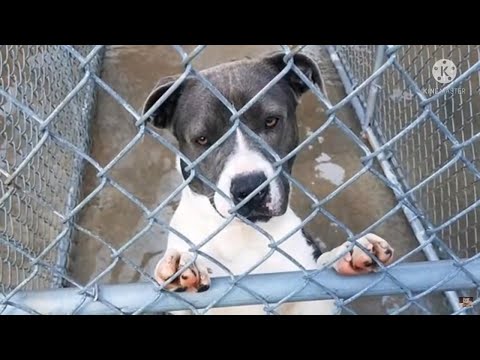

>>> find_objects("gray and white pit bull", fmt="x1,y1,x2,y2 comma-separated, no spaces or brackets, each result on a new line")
142,51,394,315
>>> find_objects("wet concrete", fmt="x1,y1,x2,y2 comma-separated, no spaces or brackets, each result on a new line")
68,45,451,314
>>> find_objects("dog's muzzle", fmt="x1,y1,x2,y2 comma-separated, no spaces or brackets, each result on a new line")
230,172,271,222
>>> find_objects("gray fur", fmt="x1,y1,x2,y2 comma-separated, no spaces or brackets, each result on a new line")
142,52,324,222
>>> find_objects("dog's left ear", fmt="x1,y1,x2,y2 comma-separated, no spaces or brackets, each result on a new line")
141,75,182,130
262,52,327,99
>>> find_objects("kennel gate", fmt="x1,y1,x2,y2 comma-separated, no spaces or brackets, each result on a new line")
0,45,479,315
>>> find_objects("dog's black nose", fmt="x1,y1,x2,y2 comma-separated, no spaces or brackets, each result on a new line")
230,172,269,207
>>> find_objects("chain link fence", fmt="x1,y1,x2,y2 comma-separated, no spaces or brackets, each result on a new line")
1,45,479,315
0,46,103,296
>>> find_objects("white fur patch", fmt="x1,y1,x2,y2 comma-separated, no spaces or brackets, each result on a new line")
214,129,281,217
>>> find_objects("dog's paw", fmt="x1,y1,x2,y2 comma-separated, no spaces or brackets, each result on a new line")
332,233,394,275
154,249,212,293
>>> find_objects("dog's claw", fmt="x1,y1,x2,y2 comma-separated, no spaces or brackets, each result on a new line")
154,249,212,293
198,284,210,292
333,233,394,276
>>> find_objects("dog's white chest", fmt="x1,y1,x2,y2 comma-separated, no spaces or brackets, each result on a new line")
198,223,310,276
167,189,317,277
160,188,340,315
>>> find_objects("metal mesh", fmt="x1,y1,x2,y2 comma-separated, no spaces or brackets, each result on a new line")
1,45,479,315
331,45,480,314
0,46,103,293
335,45,480,260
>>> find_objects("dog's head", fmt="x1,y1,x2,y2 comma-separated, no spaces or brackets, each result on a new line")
142,52,324,223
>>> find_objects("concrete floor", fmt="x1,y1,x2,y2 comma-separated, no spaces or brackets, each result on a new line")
68,45,451,314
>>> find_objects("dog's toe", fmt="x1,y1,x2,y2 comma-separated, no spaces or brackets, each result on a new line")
351,234,394,273
333,234,394,275
363,233,394,265
154,249,212,293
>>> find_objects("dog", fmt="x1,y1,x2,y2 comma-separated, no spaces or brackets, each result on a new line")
142,51,394,315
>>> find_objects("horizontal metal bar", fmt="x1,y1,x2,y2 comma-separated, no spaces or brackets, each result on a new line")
2,259,479,315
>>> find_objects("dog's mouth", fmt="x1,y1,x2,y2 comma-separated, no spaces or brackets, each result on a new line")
209,194,274,223
242,214,273,223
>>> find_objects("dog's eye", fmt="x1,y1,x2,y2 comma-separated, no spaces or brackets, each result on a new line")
265,116,279,129
195,136,208,146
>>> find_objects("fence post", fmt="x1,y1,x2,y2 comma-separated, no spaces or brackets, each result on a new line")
363,45,385,130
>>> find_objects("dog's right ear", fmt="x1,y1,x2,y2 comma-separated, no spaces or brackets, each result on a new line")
142,75,182,130
261,51,328,100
